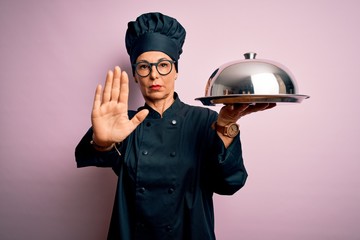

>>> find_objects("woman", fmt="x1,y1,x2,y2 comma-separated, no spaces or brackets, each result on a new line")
75,12,274,240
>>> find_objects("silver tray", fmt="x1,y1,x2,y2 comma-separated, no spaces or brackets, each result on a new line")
195,94,309,106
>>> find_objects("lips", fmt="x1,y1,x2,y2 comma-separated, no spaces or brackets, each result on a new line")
150,85,161,90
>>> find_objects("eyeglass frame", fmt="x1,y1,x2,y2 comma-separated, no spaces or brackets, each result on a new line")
132,59,176,77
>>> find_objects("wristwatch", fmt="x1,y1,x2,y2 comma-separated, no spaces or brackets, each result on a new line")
214,122,239,138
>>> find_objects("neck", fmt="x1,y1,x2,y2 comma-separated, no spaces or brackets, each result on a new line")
145,93,175,117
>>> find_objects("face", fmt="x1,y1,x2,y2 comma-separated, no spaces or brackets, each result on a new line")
134,51,178,103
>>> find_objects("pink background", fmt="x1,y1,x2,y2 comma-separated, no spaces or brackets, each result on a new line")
1,0,359,239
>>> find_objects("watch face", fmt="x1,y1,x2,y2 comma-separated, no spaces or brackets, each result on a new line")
227,123,239,137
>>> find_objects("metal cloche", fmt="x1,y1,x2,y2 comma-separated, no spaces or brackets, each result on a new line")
196,52,309,105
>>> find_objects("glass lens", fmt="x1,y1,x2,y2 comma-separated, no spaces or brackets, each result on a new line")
136,62,151,77
157,60,172,75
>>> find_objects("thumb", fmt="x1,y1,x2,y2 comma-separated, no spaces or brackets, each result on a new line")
131,109,149,127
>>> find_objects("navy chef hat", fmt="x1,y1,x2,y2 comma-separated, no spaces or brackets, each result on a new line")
125,12,186,75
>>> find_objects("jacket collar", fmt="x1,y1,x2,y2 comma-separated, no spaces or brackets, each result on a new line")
138,92,183,119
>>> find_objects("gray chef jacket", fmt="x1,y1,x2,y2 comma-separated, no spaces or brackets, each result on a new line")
75,93,248,240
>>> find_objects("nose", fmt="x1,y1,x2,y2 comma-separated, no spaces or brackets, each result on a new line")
149,65,158,80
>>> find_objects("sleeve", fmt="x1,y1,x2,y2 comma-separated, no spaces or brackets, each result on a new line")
208,133,248,195
199,108,248,195
75,127,123,170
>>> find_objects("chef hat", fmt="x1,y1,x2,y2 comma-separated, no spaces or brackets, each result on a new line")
125,12,186,74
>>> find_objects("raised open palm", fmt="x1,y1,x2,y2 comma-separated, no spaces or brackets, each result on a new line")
91,66,149,147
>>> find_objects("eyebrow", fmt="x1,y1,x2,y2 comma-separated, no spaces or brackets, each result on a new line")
137,57,170,63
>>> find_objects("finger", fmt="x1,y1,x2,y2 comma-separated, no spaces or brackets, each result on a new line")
218,104,246,123
92,84,102,111
257,103,276,111
102,70,113,104
130,109,149,127
119,70,129,106
266,103,277,109
221,104,245,115
111,66,121,102
224,104,251,117
233,103,251,112
245,103,271,114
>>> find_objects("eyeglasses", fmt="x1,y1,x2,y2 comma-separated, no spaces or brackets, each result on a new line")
133,59,176,77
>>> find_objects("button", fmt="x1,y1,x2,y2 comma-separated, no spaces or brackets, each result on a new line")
146,122,151,127
170,152,176,157
168,188,175,194
171,120,177,125
139,187,145,193
142,150,148,155
166,225,173,232
137,222,145,228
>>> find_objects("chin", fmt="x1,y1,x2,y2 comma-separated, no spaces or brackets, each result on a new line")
146,91,169,100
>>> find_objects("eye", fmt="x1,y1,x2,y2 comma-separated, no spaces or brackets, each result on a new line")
158,61,170,69
137,63,150,70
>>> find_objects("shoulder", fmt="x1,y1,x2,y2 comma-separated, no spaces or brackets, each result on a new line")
178,100,218,123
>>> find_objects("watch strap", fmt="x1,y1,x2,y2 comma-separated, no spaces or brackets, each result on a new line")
213,121,239,138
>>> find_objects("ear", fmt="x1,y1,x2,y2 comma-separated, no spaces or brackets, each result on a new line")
175,73,178,80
